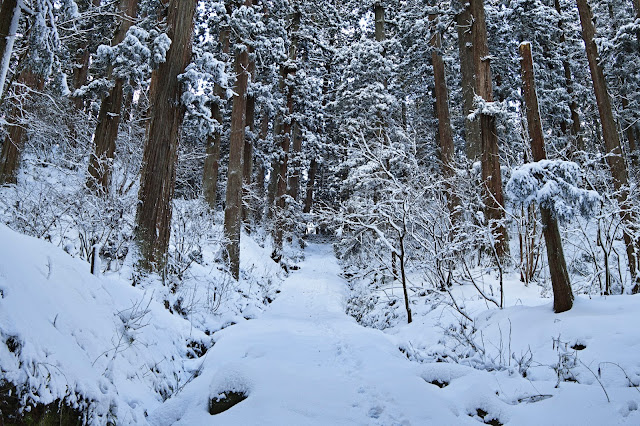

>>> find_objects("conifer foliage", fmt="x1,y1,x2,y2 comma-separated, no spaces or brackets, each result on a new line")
0,0,640,311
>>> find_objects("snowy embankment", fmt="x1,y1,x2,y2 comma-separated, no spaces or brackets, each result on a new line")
0,223,281,424
0,223,209,423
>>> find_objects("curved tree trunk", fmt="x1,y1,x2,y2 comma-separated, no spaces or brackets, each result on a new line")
520,42,573,312
136,0,197,272
0,0,20,102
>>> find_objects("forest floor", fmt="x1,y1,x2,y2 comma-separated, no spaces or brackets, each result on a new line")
2,227,640,425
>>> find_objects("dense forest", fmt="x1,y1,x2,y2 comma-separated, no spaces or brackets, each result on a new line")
1,0,640,424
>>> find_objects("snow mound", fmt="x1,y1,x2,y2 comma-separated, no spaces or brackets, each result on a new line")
0,224,208,424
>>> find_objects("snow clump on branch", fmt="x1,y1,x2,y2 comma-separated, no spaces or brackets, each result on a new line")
506,159,601,222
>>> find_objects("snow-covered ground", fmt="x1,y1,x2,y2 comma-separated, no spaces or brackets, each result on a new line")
149,243,640,426
2,226,640,425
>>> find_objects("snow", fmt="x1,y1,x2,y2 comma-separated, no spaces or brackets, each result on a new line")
2,227,640,425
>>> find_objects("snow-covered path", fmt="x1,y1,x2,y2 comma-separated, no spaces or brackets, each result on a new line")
149,243,464,425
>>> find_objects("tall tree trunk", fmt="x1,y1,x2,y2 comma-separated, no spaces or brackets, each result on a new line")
72,48,91,110
621,96,639,169
272,8,300,260
0,0,19,102
373,3,387,139
302,158,317,214
135,0,197,272
87,0,138,195
242,48,256,224
303,60,331,215
287,121,302,201
576,0,640,291
456,6,481,161
374,3,385,43
0,70,43,185
469,0,508,259
554,0,584,154
399,231,412,324
430,14,454,172
520,42,573,312
429,13,456,215
224,0,252,279
253,112,269,223
202,24,230,211
71,0,102,110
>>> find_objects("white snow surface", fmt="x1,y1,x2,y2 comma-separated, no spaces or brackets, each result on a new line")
2,226,640,425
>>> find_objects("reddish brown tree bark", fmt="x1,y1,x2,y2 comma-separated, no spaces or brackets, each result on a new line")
520,42,573,312
224,0,253,279
87,0,138,195
136,0,197,272
456,6,481,161
429,13,457,216
0,71,43,185
576,0,640,291
469,0,508,259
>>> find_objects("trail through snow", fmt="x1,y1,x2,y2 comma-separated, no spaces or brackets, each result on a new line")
149,243,464,425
